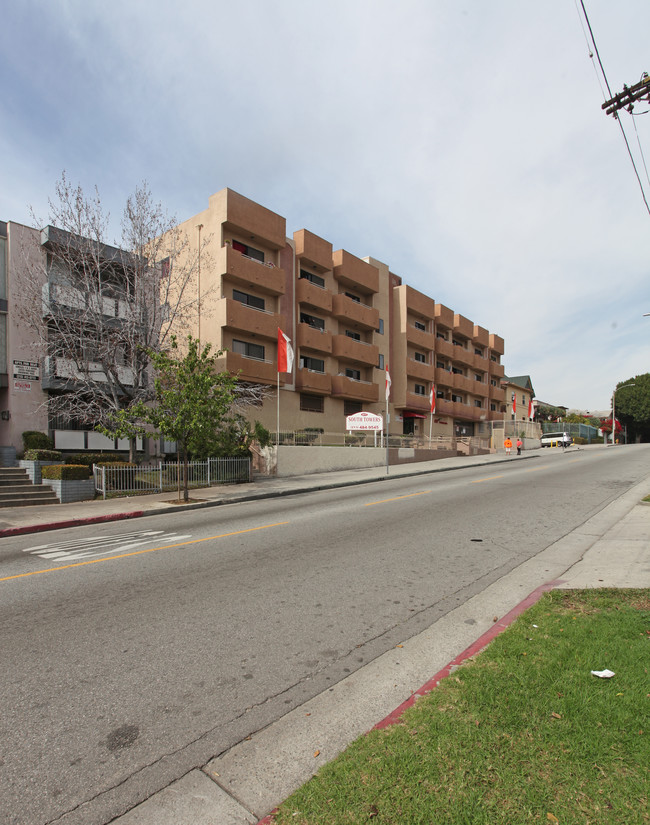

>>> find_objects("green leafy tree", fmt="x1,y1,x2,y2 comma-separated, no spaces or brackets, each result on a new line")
211,414,271,457
612,374,650,442
111,335,237,500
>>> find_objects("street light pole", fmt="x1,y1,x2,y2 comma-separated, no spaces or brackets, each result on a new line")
611,381,635,445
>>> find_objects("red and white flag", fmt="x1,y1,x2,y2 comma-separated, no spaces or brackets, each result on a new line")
385,367,391,401
528,397,533,419
277,328,294,373
429,385,436,414
512,394,517,416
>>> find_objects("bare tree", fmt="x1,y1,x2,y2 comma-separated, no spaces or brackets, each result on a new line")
16,173,209,460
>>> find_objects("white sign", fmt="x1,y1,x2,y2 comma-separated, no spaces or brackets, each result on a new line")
14,380,32,392
13,360,40,381
346,411,383,431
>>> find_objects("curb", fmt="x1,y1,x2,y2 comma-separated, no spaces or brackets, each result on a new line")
254,577,562,825
0,510,145,538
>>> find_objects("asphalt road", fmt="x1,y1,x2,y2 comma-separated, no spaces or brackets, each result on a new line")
1,446,648,825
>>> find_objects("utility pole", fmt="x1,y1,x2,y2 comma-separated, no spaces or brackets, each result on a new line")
602,73,650,116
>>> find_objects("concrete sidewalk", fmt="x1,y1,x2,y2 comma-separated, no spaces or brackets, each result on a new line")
3,447,649,825
0,449,534,537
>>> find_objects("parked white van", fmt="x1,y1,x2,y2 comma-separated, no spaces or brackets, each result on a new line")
540,431,572,448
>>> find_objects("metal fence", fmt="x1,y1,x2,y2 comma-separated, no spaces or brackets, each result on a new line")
93,457,251,499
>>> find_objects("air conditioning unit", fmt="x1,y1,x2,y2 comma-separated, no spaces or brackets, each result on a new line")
0,410,10,420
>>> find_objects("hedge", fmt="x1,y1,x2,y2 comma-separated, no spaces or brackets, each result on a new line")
41,464,91,480
24,449,63,461
64,453,131,467
22,431,55,451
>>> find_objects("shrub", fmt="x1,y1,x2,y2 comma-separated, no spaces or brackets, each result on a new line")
64,453,130,467
41,464,90,480
22,431,54,451
24,449,63,461
94,461,137,468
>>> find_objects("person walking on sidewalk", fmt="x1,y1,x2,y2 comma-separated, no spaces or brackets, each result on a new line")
516,438,522,456
504,436,512,455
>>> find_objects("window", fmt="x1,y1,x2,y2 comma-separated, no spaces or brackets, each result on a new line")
436,360,446,369
414,383,426,396
378,353,384,370
490,354,498,362
414,320,426,331
452,394,463,403
344,400,362,416
299,356,325,372
474,373,482,382
474,347,483,356
232,339,265,360
377,319,384,334
521,395,525,404
300,312,325,331
232,240,264,263
345,330,361,340
233,289,265,311
452,367,464,375
299,269,325,288
490,403,497,411
490,378,498,387
474,399,482,408
300,393,324,412
0,313,6,373
452,338,465,348
345,291,361,303
345,367,361,381
437,389,444,398
414,352,426,363
0,235,6,301
436,331,447,340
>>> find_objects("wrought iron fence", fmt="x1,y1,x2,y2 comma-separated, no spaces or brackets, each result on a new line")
93,457,251,499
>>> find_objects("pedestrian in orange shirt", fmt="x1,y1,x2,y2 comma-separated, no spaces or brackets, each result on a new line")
504,437,512,455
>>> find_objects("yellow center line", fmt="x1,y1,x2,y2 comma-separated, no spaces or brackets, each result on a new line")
471,475,504,483
525,466,550,472
365,491,431,506
1,522,290,583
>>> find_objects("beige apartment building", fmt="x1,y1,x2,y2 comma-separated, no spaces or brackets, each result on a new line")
175,189,507,441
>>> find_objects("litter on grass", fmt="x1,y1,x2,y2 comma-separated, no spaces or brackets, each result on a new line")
591,669,615,678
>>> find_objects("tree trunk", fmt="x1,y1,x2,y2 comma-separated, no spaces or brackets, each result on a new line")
183,447,189,502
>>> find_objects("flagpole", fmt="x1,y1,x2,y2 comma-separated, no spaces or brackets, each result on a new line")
385,366,390,475
276,370,280,448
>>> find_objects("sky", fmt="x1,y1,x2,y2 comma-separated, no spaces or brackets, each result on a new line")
2,0,649,413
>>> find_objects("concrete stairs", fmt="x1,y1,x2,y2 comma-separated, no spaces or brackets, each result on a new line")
0,468,59,507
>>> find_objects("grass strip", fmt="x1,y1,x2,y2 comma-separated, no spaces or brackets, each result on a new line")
271,589,650,824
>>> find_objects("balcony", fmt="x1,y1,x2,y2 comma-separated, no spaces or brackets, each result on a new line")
489,333,505,356
471,378,489,398
222,245,286,295
332,250,379,295
42,283,132,320
331,293,379,330
294,229,332,271
434,367,454,388
296,277,333,313
217,298,283,341
214,188,286,249
406,324,435,351
473,324,489,347
405,391,430,411
450,343,475,369
489,360,505,379
42,356,136,391
331,374,379,403
434,338,455,360
490,384,506,403
295,368,331,395
435,303,454,329
453,313,474,339
216,351,278,385
332,335,379,366
406,358,435,382
297,323,332,354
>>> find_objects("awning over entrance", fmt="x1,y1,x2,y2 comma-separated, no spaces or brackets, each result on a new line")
402,411,426,419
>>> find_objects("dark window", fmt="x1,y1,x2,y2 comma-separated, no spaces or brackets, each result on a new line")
300,312,325,331
345,292,361,303
233,289,265,311
452,367,463,375
436,331,447,340
452,394,463,403
299,356,325,372
414,352,426,363
414,320,426,331
377,319,384,334
378,353,384,369
345,367,361,381
491,378,498,387
474,399,482,408
491,354,498,362
345,330,361,340
437,390,444,398
452,338,464,348
232,339,265,360
232,240,264,263
414,383,426,395
300,393,324,412
475,347,483,356
490,403,497,411
475,374,482,381
436,360,446,369
299,269,325,288
344,400,362,416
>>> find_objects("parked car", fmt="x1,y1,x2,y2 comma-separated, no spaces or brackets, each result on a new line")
540,431,572,448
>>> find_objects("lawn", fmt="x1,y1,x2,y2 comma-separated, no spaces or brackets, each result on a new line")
271,589,650,825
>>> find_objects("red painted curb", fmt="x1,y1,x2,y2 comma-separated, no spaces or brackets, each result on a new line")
0,511,145,538
254,579,564,824
373,579,563,731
